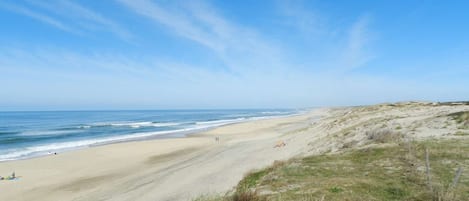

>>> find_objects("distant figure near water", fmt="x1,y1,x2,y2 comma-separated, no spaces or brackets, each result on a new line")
215,136,220,142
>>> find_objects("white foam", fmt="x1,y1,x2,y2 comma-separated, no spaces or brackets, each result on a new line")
77,125,91,129
0,124,213,162
152,122,181,127
91,121,180,128
195,118,246,125
18,130,81,136
261,111,290,115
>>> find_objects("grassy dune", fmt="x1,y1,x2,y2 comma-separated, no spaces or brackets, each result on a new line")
194,102,469,201
196,139,469,201
237,139,468,201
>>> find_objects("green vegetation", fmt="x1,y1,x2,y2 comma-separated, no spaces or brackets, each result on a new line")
454,131,469,136
238,169,271,190
366,129,403,143
197,139,469,201
193,190,266,201
449,111,469,129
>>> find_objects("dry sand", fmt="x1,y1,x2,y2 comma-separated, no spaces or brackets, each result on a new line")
1,102,468,201
0,109,328,201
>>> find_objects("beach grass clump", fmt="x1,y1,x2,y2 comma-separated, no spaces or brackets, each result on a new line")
454,131,469,136
192,194,226,201
365,129,402,143
231,190,266,201
448,111,469,129
193,190,266,201
341,140,358,149
237,160,287,191
228,139,469,201
238,169,270,190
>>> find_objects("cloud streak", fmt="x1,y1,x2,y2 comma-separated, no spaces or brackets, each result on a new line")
118,0,286,73
29,0,132,40
276,0,325,36
119,0,223,51
0,0,132,41
340,15,375,71
0,2,79,34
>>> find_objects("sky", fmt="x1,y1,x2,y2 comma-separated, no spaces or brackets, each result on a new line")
0,0,468,110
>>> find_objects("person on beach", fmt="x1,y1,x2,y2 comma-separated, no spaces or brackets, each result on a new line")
274,140,286,148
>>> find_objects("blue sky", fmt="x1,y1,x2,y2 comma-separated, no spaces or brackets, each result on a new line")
0,0,468,110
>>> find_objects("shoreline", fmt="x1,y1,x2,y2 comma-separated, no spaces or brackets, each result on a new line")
0,109,322,201
0,111,305,163
1,102,467,201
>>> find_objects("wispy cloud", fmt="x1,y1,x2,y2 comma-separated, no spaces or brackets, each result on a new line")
118,0,286,73
340,15,375,71
29,0,132,40
274,1,375,72
0,2,79,34
118,0,222,51
0,0,132,41
275,0,325,36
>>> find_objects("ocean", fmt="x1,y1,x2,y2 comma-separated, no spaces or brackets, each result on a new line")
0,109,298,162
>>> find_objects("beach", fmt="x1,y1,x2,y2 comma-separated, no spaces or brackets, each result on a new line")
1,102,468,201
0,109,326,201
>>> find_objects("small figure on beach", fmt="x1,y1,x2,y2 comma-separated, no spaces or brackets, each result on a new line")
274,140,286,148
11,172,16,179
215,136,219,142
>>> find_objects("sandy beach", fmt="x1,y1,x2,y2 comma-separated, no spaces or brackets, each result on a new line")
0,109,327,201
1,102,468,201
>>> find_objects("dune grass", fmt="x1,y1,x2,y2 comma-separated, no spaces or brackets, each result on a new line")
449,111,469,129
214,139,469,201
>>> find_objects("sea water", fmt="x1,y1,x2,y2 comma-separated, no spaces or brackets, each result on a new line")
0,109,298,161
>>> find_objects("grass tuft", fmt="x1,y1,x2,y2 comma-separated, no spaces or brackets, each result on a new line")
329,186,343,193
448,111,469,129
366,129,402,143
454,131,469,136
232,190,266,201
